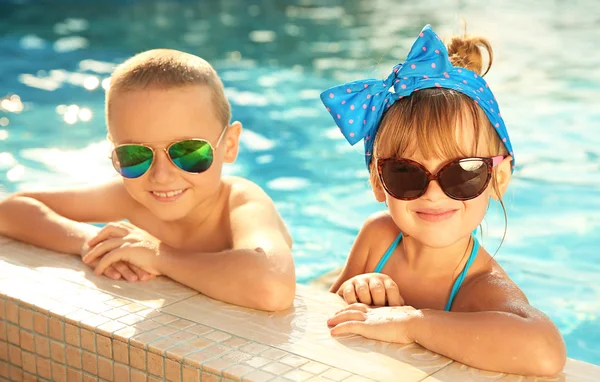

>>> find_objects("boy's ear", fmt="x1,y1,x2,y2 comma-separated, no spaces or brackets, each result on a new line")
490,155,512,200
371,173,387,203
223,121,242,163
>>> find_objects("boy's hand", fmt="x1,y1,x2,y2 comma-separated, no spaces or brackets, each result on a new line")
337,273,404,306
327,303,419,343
82,222,163,278
80,238,152,282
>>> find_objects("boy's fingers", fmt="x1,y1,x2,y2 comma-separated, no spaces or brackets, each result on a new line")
88,225,128,247
104,266,122,280
83,238,123,264
384,279,403,306
93,250,125,276
113,261,138,282
369,278,386,306
353,279,372,305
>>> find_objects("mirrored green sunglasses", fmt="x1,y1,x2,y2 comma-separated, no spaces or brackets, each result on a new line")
111,126,228,179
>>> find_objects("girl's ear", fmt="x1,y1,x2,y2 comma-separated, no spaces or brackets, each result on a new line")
371,173,387,202
490,155,512,200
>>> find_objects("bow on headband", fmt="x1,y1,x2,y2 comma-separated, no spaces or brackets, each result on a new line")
320,24,514,169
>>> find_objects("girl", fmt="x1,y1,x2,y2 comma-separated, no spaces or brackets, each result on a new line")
320,25,566,376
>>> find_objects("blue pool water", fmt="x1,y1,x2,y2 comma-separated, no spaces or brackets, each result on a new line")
1,0,599,365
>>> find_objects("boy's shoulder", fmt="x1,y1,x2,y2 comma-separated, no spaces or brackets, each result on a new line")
223,176,273,208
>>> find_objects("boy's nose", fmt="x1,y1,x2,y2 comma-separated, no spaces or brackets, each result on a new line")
148,150,178,184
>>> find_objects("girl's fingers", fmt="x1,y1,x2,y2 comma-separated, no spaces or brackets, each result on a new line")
82,238,124,264
88,225,128,247
354,279,372,305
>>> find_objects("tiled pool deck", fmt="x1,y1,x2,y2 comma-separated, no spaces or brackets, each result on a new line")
0,235,598,382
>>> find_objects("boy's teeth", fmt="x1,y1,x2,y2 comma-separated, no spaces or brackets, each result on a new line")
153,190,183,198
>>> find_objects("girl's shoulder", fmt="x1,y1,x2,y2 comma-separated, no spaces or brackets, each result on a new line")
360,211,402,270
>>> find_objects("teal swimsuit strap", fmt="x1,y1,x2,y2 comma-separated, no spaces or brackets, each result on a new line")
373,233,403,273
444,236,480,312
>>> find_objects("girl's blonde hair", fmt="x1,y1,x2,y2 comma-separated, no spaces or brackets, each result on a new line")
370,34,508,199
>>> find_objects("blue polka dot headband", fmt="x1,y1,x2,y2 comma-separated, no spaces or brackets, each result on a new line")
320,25,514,170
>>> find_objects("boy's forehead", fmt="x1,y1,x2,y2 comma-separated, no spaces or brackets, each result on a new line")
108,86,222,143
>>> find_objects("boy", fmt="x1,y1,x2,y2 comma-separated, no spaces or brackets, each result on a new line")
0,49,295,312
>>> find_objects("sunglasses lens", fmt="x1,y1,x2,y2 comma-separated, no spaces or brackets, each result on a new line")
381,161,429,200
112,145,153,179
168,140,214,173
439,159,489,199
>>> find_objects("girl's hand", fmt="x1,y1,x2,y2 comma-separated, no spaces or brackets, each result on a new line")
337,273,404,306
79,225,153,282
82,222,163,278
327,303,419,344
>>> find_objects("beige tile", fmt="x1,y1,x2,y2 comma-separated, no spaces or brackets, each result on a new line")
114,326,138,343
6,323,19,345
0,299,4,320
8,344,21,366
98,356,113,381
130,346,147,371
49,317,64,341
147,351,164,377
24,371,38,382
283,369,314,381
19,307,34,330
106,298,131,308
166,345,198,362
104,308,132,320
150,325,178,337
0,360,7,378
300,361,329,375
184,324,213,337
97,334,112,359
168,318,195,330
182,351,219,368
165,358,182,382
37,356,52,379
342,376,375,382
148,337,179,355
202,330,232,344
202,357,236,375
130,368,147,382
222,350,253,364
170,330,197,344
51,340,67,364
134,320,163,333
148,376,163,382
119,314,146,326
97,320,129,338
67,367,83,381
201,372,220,382
259,348,288,361
186,337,215,352
242,370,277,382
67,345,83,369
20,329,35,352
181,364,200,382
65,309,95,326
261,362,294,376
280,355,309,368
65,323,81,347
81,329,96,352
223,364,255,380
151,314,179,326
9,364,23,381
245,356,271,369
0,321,5,341
0,340,7,361
239,343,270,355
114,362,130,382
80,315,112,333
123,303,148,314
83,350,98,375
34,334,50,358
83,373,99,382
320,369,351,381
52,362,68,382
113,340,129,365
130,331,162,349
22,350,36,374
33,312,49,335
5,301,18,324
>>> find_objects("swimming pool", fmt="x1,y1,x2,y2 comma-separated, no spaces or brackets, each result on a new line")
1,0,599,365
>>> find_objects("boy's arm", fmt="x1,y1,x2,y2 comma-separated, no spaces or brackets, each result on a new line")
410,273,566,376
0,180,145,281
157,181,296,311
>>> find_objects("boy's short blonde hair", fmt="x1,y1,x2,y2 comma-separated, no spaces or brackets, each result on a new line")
106,49,231,126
